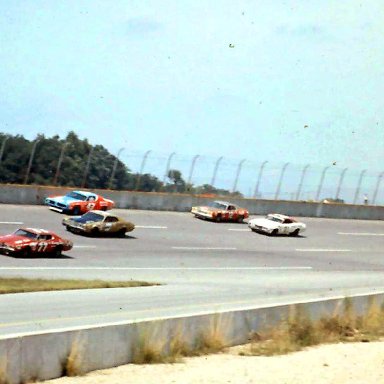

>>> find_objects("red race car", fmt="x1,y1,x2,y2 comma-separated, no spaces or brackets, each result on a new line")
45,190,115,215
191,200,249,223
0,228,73,257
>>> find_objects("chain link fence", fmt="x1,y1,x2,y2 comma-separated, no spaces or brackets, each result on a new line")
0,138,383,205
120,150,382,205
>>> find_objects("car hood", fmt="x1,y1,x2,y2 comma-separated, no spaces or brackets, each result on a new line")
47,196,79,205
0,234,33,246
249,218,279,229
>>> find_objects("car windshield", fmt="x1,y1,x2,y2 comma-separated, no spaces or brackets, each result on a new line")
266,215,284,223
13,229,38,239
81,212,104,222
208,201,228,210
66,191,87,201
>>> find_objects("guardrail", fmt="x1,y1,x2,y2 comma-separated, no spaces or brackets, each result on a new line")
1,291,383,384
0,184,383,220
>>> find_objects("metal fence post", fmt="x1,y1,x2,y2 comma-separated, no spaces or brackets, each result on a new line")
372,171,384,205
353,169,367,204
335,168,348,200
253,161,268,198
81,147,94,188
187,154,200,185
52,141,68,186
315,166,330,201
232,159,246,193
274,162,289,200
108,147,125,189
135,150,152,190
295,164,310,201
163,152,176,184
0,135,10,163
23,139,40,185
211,156,223,187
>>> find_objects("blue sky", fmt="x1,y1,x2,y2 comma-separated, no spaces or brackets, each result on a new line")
0,1,383,199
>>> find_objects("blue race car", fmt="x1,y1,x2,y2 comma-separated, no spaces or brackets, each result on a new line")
45,190,114,215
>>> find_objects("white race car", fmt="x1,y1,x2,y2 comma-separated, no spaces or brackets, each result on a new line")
248,213,306,236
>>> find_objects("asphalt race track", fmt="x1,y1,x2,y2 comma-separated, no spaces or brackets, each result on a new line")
0,204,383,336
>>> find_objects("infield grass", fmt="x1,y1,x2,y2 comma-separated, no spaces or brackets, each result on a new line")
0,277,158,294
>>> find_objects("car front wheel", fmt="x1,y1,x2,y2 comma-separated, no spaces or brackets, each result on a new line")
20,247,31,258
53,246,62,257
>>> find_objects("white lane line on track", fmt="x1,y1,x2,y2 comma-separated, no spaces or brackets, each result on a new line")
172,246,237,250
227,228,249,232
0,221,23,225
0,266,312,271
296,249,351,252
338,232,384,236
135,225,168,229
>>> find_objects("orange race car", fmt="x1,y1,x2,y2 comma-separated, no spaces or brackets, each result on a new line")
45,190,114,215
191,200,249,223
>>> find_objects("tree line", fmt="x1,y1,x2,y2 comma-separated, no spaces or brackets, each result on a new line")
0,132,242,197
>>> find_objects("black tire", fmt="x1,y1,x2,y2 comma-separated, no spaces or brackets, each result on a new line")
215,215,222,223
117,228,126,238
20,247,31,258
53,246,62,257
72,206,81,215
65,225,71,232
237,215,244,223
91,227,100,237
100,206,107,211
290,229,300,237
270,229,278,236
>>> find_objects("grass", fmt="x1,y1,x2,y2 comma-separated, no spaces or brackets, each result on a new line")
0,278,158,294
0,357,8,384
239,298,384,357
131,315,229,365
63,336,85,377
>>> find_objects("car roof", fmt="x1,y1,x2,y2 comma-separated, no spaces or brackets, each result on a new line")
72,190,96,196
214,200,231,205
268,213,295,220
84,210,115,217
21,228,52,234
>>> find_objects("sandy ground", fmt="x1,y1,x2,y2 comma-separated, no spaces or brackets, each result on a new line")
39,341,384,384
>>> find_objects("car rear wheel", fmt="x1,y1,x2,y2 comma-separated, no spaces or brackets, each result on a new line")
290,229,300,237
237,215,244,223
215,215,222,223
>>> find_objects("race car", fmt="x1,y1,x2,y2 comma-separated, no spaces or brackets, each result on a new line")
45,190,114,215
0,228,73,257
248,213,306,236
191,200,249,223
62,210,135,237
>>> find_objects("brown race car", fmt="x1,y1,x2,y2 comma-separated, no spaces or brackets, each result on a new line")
191,200,249,223
0,228,73,257
62,210,135,237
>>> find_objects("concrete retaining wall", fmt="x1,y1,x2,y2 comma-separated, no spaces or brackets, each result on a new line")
0,184,383,220
0,292,383,384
